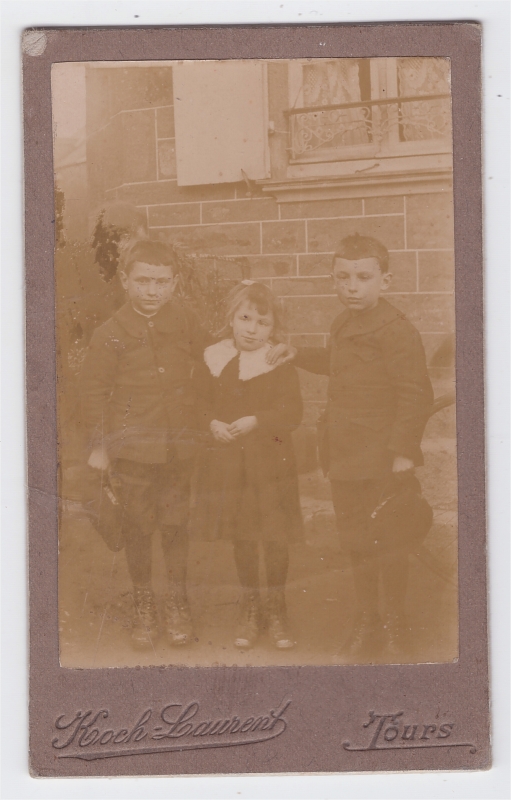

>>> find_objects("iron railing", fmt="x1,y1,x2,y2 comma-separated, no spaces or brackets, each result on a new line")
285,93,452,159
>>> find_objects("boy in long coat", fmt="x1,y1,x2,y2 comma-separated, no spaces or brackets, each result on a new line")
80,239,209,649
268,234,433,661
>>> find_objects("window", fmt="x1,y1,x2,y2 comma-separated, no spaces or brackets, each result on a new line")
287,58,452,163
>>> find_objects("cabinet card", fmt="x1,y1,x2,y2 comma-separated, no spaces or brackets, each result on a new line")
24,23,488,777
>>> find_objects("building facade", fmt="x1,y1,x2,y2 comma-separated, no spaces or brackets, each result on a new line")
84,59,455,460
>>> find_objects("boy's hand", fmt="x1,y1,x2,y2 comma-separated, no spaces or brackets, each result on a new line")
88,446,110,471
228,416,258,437
392,455,414,475
266,343,297,365
210,419,235,443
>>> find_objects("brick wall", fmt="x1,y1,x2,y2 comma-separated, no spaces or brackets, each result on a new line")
86,65,456,464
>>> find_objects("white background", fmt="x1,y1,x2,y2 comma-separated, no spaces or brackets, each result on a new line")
2,1,509,798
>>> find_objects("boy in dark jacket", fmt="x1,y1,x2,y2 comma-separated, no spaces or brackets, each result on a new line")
268,234,433,661
80,239,209,650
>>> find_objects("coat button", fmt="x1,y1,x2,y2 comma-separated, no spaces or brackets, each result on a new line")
148,321,154,328
158,367,165,373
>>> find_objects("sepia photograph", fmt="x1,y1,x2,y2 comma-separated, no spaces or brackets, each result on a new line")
52,56,458,670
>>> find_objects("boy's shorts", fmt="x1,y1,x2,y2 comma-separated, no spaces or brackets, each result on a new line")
110,453,195,536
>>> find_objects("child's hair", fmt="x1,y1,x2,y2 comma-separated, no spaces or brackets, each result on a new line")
333,233,390,273
122,238,179,276
217,281,284,340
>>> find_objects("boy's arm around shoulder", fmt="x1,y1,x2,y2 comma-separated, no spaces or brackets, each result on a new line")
379,318,434,459
293,343,331,375
291,311,344,374
256,363,303,434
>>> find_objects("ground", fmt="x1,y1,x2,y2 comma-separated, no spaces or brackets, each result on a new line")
58,432,458,669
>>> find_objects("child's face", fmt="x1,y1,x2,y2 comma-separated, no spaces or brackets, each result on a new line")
332,257,392,313
231,300,274,351
120,261,177,315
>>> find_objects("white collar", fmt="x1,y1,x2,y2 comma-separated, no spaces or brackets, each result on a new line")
203,339,279,381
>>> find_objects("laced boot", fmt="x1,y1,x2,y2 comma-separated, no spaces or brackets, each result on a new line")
383,610,412,663
131,587,159,649
343,610,384,662
266,589,295,649
164,589,193,646
234,590,262,649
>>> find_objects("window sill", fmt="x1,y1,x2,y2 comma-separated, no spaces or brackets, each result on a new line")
259,152,453,202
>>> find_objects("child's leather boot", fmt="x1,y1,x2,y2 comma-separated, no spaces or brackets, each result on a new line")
131,587,159,649
234,589,262,649
266,589,295,649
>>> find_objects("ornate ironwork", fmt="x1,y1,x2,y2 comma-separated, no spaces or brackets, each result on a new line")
286,94,452,159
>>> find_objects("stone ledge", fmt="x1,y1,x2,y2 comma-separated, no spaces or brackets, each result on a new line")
259,166,453,203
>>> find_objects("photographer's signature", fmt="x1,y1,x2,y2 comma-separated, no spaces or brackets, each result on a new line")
52,699,291,760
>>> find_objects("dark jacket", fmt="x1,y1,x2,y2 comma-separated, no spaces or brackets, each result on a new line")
80,299,209,463
295,299,434,481
191,340,304,542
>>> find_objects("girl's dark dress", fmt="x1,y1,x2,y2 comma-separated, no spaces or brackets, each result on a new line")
192,339,304,543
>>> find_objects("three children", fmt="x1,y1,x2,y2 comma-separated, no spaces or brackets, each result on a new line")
82,231,433,662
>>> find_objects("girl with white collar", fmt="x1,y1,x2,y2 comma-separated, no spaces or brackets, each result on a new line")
193,282,304,650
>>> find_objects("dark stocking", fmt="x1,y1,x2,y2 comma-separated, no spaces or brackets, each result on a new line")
380,552,409,616
233,541,259,589
123,527,152,588
160,524,189,593
263,542,289,589
350,550,379,617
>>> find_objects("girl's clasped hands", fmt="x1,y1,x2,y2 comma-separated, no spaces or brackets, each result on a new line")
210,416,258,443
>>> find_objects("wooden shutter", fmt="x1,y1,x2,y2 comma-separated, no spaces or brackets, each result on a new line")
173,60,270,186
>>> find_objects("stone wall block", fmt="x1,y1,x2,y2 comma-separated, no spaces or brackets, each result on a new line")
156,222,261,255
157,106,175,138
186,257,247,282
364,195,404,215
406,193,454,249
116,181,238,206
148,203,200,227
202,198,279,224
272,277,334,297
262,220,306,254
387,251,417,292
120,110,157,184
280,198,363,219
299,253,334,276
245,255,297,278
282,296,340,334
307,216,405,253
388,293,455,334
158,140,177,179
418,250,455,292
